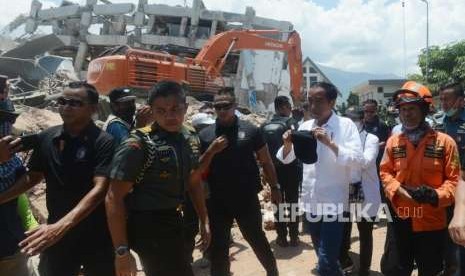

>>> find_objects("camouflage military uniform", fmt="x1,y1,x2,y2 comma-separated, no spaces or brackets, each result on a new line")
110,123,200,276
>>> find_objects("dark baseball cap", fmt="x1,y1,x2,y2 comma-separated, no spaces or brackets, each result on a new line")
291,130,318,164
109,88,136,103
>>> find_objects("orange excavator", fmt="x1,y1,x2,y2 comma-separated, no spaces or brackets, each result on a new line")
87,29,303,104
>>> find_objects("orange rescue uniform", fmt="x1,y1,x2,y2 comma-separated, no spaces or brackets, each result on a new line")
380,129,460,232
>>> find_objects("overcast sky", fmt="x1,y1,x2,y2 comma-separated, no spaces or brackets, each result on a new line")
2,0,465,77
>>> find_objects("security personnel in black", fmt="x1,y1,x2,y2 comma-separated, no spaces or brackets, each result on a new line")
106,81,210,276
198,89,282,276
262,96,302,247
0,81,116,276
437,82,465,276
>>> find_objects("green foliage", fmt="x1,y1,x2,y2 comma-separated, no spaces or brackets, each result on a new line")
347,92,359,107
417,41,465,92
336,102,347,115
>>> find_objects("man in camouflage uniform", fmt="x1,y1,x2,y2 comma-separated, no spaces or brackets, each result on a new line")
105,81,211,276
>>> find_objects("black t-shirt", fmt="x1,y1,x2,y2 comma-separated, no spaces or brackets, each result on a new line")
364,117,390,143
199,117,265,196
28,123,114,240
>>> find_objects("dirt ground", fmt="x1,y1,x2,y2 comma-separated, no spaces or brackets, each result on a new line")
189,221,389,276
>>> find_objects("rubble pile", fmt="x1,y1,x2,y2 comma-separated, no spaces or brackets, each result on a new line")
13,105,62,135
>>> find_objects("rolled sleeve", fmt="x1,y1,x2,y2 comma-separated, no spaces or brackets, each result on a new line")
110,137,145,183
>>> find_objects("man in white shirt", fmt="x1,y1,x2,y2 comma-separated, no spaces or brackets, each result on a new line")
277,82,362,276
340,106,382,276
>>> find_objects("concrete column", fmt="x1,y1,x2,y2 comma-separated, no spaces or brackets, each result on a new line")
210,20,217,37
179,16,188,37
234,6,256,107
189,0,202,46
74,41,88,73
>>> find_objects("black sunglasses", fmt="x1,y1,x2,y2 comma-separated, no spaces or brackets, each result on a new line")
57,97,86,108
214,103,234,111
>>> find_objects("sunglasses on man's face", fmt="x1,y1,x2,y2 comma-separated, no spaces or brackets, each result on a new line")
214,103,234,111
57,97,86,108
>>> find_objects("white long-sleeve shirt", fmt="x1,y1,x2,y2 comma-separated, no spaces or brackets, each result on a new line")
350,131,382,218
276,112,363,216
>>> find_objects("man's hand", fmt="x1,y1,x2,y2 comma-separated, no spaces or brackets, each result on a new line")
407,186,439,206
271,187,282,205
19,223,68,256
207,135,228,155
282,129,292,147
397,186,415,203
312,127,332,146
115,253,137,276
197,222,211,252
449,208,465,247
0,135,21,163
135,105,153,128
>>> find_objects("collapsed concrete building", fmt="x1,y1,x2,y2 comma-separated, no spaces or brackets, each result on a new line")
2,0,298,111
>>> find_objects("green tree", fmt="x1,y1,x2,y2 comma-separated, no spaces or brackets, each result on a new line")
416,41,465,93
337,102,347,115
347,92,359,107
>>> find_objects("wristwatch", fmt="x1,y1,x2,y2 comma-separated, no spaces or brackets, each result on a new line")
271,184,281,190
115,245,130,256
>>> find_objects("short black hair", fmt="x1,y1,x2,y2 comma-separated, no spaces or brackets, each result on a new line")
363,99,378,107
309,82,338,101
214,88,236,102
148,80,186,106
274,96,291,111
67,81,99,105
439,82,464,98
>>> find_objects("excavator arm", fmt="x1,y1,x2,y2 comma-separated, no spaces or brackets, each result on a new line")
87,29,303,104
194,29,303,104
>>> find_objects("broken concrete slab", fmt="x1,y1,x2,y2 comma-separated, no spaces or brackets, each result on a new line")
1,34,64,59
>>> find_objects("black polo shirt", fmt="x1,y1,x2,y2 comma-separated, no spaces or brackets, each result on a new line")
28,123,114,238
198,117,265,197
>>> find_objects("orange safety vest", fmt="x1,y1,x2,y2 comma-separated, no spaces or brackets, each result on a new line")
380,129,460,232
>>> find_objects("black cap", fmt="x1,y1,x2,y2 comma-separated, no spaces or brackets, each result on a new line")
109,88,136,103
291,130,318,164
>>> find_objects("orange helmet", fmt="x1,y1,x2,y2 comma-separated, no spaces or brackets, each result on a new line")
393,81,433,108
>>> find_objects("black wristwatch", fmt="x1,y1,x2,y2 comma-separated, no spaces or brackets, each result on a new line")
115,245,130,256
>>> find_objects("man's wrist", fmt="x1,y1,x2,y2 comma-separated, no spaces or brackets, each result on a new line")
270,184,281,190
115,245,130,256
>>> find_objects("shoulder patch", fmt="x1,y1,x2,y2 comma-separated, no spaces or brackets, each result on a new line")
392,145,407,159
125,137,142,150
138,125,154,134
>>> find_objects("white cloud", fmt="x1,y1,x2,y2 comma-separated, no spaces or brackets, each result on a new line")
2,0,465,77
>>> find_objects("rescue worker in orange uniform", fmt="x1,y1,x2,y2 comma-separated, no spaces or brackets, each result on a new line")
380,81,460,276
